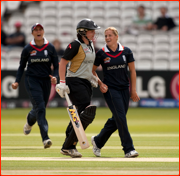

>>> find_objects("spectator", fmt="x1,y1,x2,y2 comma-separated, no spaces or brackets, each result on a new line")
1,22,7,46
52,39,65,61
152,7,176,31
6,21,26,47
132,5,152,30
127,5,152,35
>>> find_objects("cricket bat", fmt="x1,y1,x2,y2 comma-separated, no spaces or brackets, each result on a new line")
64,92,90,149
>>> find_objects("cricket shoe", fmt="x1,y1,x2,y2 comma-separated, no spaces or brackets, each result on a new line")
43,139,52,149
91,136,101,157
60,149,82,158
23,122,32,135
124,150,139,158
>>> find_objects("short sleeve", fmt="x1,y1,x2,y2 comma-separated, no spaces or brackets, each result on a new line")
124,47,135,63
62,40,80,61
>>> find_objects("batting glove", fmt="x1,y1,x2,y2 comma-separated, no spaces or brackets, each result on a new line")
90,75,98,88
56,80,70,98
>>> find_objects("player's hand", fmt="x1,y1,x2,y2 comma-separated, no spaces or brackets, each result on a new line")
11,82,19,89
99,83,108,93
55,81,70,98
49,75,57,84
130,91,140,102
90,75,98,88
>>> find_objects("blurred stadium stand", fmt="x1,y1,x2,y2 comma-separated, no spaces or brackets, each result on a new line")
1,1,179,71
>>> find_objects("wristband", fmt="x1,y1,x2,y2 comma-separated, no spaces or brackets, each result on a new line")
60,80,65,83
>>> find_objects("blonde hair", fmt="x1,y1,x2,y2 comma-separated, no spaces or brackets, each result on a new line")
104,27,119,41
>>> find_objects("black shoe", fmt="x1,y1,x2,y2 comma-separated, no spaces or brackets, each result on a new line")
60,149,82,158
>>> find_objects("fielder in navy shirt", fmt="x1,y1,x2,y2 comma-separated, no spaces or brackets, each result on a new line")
91,27,140,158
12,23,58,149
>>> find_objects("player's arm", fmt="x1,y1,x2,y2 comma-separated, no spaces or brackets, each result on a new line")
92,50,102,86
56,41,79,98
49,44,59,84
12,46,29,89
56,58,70,98
59,58,69,81
93,51,108,93
92,65,103,87
92,65,108,93
59,41,79,81
128,62,140,102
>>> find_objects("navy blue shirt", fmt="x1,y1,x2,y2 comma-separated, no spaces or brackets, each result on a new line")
94,43,135,90
15,38,59,83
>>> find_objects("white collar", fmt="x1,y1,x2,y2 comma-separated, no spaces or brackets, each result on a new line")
31,37,48,45
164,13,170,18
104,43,124,52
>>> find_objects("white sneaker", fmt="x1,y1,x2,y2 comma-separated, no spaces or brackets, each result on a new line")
60,149,82,158
23,123,32,135
43,139,52,149
124,150,139,158
91,136,101,157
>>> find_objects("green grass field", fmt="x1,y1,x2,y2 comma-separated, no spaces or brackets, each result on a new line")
1,107,179,175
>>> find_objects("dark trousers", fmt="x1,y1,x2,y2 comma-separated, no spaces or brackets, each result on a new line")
62,77,92,149
25,76,51,141
66,77,92,114
94,88,135,154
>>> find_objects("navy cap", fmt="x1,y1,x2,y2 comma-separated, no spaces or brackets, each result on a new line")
31,23,44,32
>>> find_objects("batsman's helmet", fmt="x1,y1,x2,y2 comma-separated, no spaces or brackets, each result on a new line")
77,19,100,41
77,19,100,31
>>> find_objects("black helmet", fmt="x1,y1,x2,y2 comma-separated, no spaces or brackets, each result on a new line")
76,19,100,30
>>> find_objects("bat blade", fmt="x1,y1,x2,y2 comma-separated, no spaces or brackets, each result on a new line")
67,105,90,149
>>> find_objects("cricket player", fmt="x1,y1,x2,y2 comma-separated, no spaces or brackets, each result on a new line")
91,27,140,158
56,19,100,158
11,23,59,148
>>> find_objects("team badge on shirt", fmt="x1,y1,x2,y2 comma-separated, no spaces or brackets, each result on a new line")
68,44,72,49
44,50,48,56
84,47,91,54
104,57,111,63
30,50,37,56
122,55,126,63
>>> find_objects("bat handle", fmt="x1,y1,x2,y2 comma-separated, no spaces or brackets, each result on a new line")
65,92,72,107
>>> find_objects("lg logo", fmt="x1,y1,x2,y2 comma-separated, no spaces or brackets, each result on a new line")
1,76,18,98
137,76,165,98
